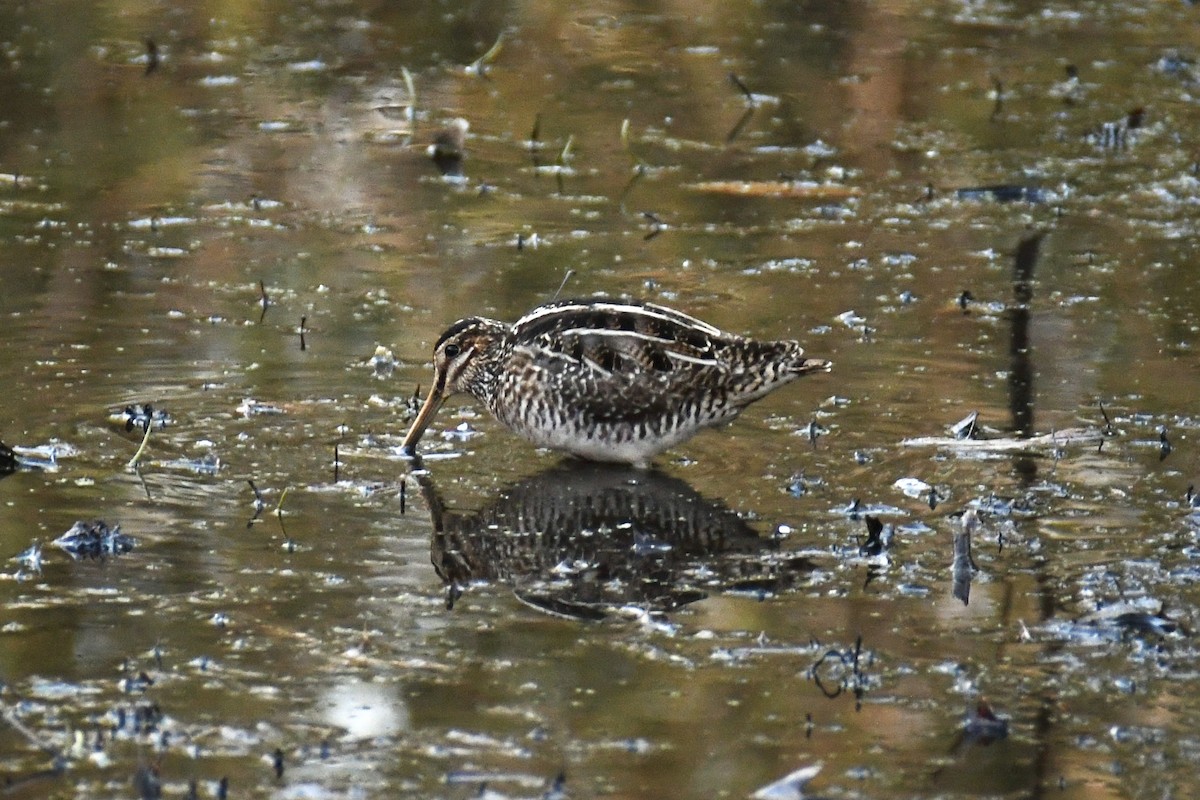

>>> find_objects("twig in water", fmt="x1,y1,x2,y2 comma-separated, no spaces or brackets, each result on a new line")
557,134,574,167
0,702,66,791
619,117,645,168
725,106,755,144
401,66,416,124
247,479,265,528
144,39,159,76
400,477,406,515
275,487,294,549
126,420,154,470
530,113,542,149
552,269,575,302
990,75,1004,120
259,280,269,323
617,164,645,211
2,701,64,760
299,316,308,351
554,134,575,194
407,383,423,416
729,72,755,105
274,487,290,518
642,211,664,241
467,31,505,77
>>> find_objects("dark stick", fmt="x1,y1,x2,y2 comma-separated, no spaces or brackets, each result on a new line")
729,72,755,105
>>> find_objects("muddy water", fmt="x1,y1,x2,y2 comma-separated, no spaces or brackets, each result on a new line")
2,2,1200,798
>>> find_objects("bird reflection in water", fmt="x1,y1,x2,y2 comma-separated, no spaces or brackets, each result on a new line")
408,460,817,619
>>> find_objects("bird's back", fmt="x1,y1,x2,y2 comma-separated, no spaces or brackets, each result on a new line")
483,299,828,462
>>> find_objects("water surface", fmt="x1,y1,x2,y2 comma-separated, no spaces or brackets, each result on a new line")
2,2,1200,798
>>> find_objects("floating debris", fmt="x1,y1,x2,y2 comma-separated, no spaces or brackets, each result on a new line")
966,493,1035,518
1158,425,1172,461
641,210,665,241
163,452,221,476
835,309,867,330
894,477,932,500
751,763,823,800
902,426,1104,454
236,399,285,416
246,479,267,528
688,180,860,199
1048,63,1083,104
529,112,543,151
786,472,824,498
428,118,469,178
1185,484,1200,511
961,699,1009,745
729,71,755,105
143,39,159,76
369,345,396,377
952,510,979,605
513,591,611,621
834,498,905,519
258,280,269,322
954,290,1006,316
111,404,170,433
53,521,135,560
799,418,827,447
9,441,78,471
515,231,540,250
465,31,505,77
1106,610,1181,638
13,541,43,573
955,184,1054,203
950,411,979,440
858,515,891,558
810,635,870,704
1155,50,1198,82
133,761,162,799
1080,599,1183,638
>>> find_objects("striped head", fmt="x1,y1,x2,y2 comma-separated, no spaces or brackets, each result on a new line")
402,316,509,452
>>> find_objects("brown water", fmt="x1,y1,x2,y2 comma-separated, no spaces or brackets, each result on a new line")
2,2,1200,798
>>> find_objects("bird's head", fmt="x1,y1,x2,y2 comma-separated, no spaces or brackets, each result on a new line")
401,317,507,453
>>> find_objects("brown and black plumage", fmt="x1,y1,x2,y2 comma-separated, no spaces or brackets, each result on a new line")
401,298,831,467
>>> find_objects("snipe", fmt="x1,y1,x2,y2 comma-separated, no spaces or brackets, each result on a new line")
402,298,831,467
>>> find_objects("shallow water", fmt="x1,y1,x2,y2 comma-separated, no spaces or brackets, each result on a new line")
2,2,1200,798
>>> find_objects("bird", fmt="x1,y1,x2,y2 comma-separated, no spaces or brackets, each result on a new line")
401,297,831,467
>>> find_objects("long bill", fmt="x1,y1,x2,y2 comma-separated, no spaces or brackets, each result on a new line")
401,384,446,454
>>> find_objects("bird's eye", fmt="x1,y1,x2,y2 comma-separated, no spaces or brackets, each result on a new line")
443,343,461,358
